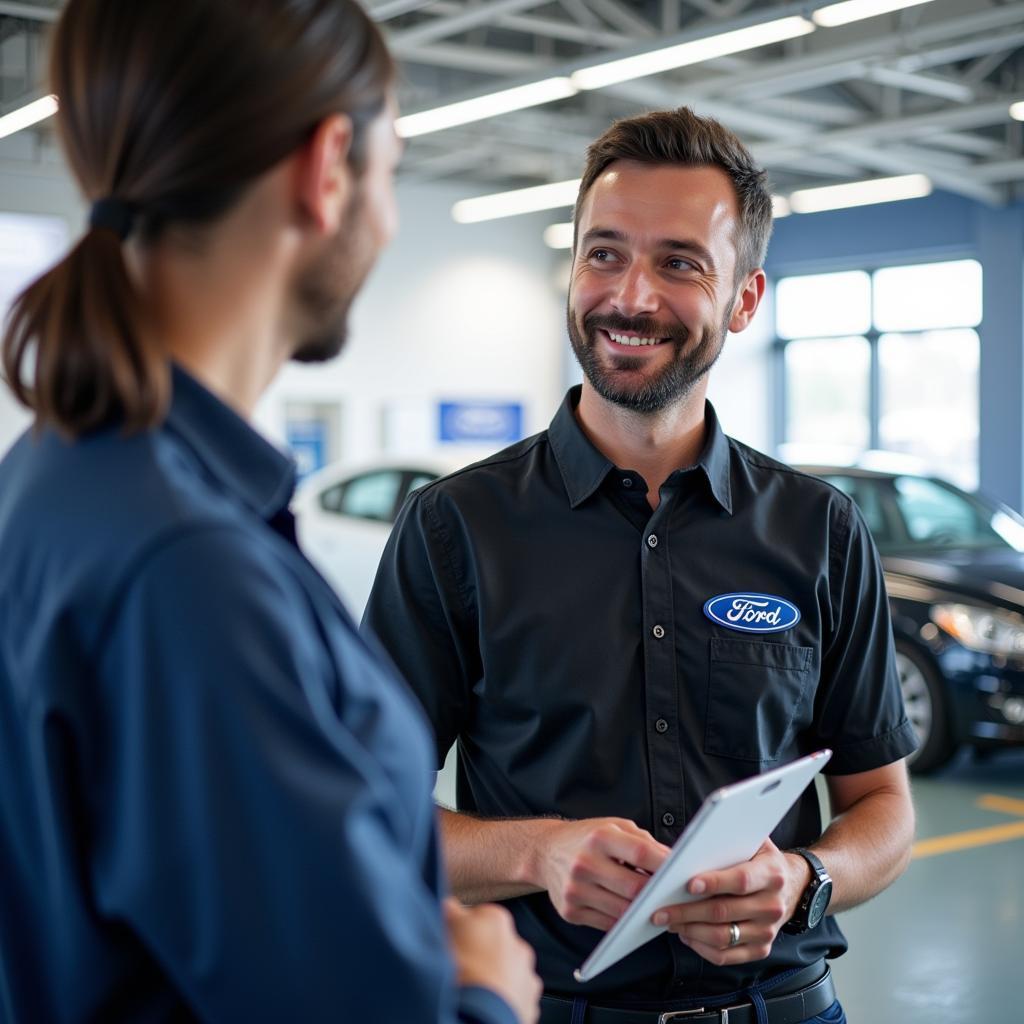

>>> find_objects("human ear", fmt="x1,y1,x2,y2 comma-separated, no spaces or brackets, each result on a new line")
295,113,354,234
728,269,766,334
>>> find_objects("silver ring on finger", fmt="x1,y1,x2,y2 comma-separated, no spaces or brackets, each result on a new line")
727,922,741,948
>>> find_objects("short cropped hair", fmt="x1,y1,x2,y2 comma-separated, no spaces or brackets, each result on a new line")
574,107,773,281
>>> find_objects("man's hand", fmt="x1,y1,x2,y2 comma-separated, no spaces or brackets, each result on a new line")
445,899,542,1024
534,818,671,931
650,839,811,965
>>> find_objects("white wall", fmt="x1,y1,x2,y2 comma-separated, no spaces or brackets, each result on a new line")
705,286,774,452
0,141,83,455
255,181,567,467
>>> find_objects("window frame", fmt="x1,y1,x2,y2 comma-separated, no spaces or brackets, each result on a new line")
771,254,982,464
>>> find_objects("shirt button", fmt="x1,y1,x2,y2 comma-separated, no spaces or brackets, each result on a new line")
655,718,669,734
622,477,633,488
652,624,666,639
662,812,676,827
647,534,658,549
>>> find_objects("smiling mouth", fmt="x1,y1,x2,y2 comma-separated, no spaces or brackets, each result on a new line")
602,329,670,348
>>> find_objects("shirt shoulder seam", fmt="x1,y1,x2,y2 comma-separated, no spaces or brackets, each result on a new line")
407,431,550,501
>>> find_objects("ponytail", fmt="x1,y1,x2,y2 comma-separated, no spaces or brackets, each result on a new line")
1,0,393,439
2,225,168,436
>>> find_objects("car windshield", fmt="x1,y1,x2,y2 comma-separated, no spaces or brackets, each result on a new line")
820,473,1024,555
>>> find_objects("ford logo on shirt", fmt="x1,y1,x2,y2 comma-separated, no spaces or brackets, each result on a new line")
703,593,801,634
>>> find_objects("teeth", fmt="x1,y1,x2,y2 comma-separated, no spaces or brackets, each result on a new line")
609,331,660,347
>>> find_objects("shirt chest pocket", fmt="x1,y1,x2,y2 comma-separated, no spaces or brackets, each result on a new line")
704,637,815,763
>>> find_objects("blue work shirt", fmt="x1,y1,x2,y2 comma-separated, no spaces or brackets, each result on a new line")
0,366,514,1024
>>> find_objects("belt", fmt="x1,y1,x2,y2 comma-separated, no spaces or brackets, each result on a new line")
540,963,835,1024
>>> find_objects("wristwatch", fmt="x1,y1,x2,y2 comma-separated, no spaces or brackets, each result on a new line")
782,848,833,934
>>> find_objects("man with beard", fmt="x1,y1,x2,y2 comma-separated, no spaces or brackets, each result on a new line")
0,2,542,1022
364,108,917,1024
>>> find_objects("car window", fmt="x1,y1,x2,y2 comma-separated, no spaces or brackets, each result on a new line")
406,472,438,497
320,471,402,522
891,475,1004,549
820,475,889,540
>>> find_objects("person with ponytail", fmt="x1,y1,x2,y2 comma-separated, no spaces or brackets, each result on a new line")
0,2,540,1022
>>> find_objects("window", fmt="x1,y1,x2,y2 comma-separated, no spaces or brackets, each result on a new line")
319,471,402,522
775,260,981,489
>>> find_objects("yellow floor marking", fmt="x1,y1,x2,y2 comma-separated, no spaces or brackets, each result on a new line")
976,794,1024,818
912,821,1024,859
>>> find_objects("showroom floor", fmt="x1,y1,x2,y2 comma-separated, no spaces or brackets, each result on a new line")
830,749,1024,1023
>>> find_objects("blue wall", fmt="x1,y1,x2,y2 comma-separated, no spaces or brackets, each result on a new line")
764,191,1024,513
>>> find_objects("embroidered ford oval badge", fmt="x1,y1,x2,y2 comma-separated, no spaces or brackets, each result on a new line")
703,593,801,634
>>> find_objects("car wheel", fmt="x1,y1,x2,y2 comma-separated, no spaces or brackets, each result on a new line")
895,641,956,775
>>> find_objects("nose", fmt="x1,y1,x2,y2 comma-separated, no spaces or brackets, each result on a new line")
611,262,660,319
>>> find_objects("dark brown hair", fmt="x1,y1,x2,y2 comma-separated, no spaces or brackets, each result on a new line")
574,106,774,282
2,0,393,436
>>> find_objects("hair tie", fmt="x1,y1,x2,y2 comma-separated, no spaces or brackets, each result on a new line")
89,197,137,240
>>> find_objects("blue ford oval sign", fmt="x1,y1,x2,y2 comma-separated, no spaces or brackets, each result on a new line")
703,593,801,634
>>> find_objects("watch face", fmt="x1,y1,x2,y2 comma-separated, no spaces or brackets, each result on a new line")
807,880,833,928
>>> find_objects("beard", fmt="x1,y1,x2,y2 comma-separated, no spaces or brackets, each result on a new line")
566,304,731,414
291,189,376,364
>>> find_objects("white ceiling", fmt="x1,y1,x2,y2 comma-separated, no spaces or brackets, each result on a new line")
2,0,1022,204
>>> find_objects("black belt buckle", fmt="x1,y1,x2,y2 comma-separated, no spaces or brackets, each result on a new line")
659,1008,740,1023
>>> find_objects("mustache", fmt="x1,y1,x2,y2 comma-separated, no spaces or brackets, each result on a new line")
583,311,688,345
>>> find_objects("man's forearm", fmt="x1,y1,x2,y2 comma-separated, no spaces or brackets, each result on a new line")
811,777,915,915
439,807,555,904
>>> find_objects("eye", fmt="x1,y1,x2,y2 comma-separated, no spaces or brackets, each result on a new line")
667,256,697,272
589,248,619,264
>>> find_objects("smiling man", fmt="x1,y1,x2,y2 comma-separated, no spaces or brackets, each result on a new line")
364,108,918,1024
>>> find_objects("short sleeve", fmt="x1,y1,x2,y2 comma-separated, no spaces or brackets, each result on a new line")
363,490,479,767
812,500,919,774
88,524,513,1024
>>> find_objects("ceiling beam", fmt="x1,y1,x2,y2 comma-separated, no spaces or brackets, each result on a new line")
367,0,440,22
863,67,975,104
388,0,553,47
584,0,657,38
0,2,56,21
393,41,553,73
752,97,1019,163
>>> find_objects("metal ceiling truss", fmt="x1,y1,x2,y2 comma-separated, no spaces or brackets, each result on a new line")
1,0,1022,205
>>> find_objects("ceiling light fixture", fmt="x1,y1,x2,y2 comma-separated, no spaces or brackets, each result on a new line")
543,222,575,249
772,195,792,219
1010,101,1024,122
812,0,937,29
570,16,815,91
396,77,577,138
452,179,581,224
0,94,58,141
788,174,932,214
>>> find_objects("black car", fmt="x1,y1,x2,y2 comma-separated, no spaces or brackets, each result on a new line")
799,466,1024,774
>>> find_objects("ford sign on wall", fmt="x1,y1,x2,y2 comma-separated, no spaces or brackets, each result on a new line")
703,593,801,634
439,401,523,444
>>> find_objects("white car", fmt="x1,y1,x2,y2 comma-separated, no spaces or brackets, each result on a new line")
293,457,460,617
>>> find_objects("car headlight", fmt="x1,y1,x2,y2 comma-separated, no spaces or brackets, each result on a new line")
930,603,1024,656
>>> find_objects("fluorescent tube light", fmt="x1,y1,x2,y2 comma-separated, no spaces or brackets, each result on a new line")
397,77,577,138
812,0,936,29
571,16,814,91
772,195,792,219
543,222,575,249
453,179,581,224
1010,101,1024,122
0,94,58,141
789,174,932,214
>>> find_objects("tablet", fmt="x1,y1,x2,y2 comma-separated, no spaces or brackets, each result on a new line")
573,748,832,983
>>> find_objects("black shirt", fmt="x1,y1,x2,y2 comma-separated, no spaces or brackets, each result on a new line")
0,367,513,1024
364,386,917,1004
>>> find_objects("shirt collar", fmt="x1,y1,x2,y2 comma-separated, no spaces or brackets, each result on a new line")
548,385,733,515
165,364,297,520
